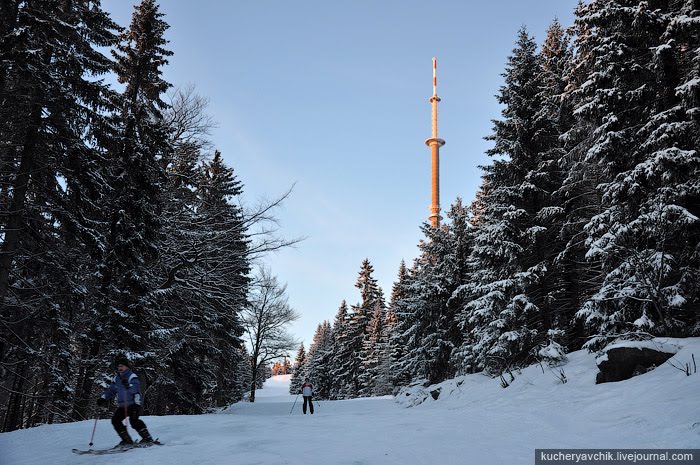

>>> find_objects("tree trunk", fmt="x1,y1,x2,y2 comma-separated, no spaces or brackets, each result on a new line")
71,338,100,421
249,357,258,402
2,362,27,432
0,102,42,304
249,380,257,403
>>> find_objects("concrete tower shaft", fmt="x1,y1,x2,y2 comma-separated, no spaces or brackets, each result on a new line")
424,57,445,227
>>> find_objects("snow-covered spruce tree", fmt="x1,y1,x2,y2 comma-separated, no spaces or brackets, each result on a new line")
317,320,337,399
329,300,351,399
553,2,606,353
148,148,249,414
232,346,253,403
571,1,700,349
195,151,249,408
609,0,700,338
304,321,334,399
72,0,173,417
528,19,575,356
358,301,386,396
455,28,553,375
388,200,472,387
350,259,385,397
389,260,425,386
346,268,403,397
289,343,306,395
373,300,399,396
146,84,253,413
342,259,383,397
0,0,119,430
407,199,472,385
148,89,210,414
153,84,298,411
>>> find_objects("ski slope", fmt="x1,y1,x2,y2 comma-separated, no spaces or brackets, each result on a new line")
1,338,699,465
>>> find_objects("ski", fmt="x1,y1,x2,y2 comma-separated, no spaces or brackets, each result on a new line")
72,445,131,456
72,439,163,455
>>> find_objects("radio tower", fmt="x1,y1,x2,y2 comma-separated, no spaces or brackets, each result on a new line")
425,57,445,227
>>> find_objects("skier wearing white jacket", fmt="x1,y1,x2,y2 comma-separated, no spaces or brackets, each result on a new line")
300,378,314,414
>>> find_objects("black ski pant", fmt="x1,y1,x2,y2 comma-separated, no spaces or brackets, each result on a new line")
302,396,314,414
111,404,147,433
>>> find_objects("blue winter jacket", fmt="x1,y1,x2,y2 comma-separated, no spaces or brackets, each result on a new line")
100,369,142,407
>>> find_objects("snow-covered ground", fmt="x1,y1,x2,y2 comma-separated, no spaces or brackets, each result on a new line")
2,338,699,465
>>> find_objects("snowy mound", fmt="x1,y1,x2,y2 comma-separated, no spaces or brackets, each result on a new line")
395,337,698,409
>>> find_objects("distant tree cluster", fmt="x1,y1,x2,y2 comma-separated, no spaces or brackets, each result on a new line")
0,0,292,431
303,1,700,397
290,259,397,399
271,359,292,376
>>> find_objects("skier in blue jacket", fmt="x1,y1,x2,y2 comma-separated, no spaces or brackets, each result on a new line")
97,356,154,445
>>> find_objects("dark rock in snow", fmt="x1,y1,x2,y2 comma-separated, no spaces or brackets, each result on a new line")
595,345,676,384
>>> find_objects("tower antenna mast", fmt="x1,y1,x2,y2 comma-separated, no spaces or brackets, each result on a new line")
425,57,445,227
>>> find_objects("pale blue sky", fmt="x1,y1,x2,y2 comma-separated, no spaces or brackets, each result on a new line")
104,0,580,349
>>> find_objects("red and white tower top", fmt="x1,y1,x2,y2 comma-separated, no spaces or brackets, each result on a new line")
433,57,437,96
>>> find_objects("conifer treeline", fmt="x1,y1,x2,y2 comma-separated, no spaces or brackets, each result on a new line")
0,1,255,431
295,1,700,398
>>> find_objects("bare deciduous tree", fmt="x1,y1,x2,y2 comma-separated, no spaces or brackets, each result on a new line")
165,84,217,158
243,269,300,402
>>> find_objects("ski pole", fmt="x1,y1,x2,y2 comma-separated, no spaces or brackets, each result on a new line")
88,417,99,446
289,394,299,414
121,376,130,431
124,403,129,430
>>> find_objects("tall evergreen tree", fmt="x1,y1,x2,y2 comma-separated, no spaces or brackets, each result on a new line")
0,0,119,430
410,199,472,384
573,0,700,348
73,0,173,418
554,3,606,354
526,19,572,350
358,301,386,396
386,260,416,388
345,259,383,396
304,321,334,399
388,200,473,387
389,260,424,386
232,346,253,403
373,299,399,395
329,300,352,399
456,28,548,375
151,149,249,414
329,260,383,398
289,343,306,395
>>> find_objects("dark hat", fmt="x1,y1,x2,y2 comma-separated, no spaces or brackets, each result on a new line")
114,355,130,368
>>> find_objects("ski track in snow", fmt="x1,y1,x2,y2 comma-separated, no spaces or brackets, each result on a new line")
2,338,700,465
